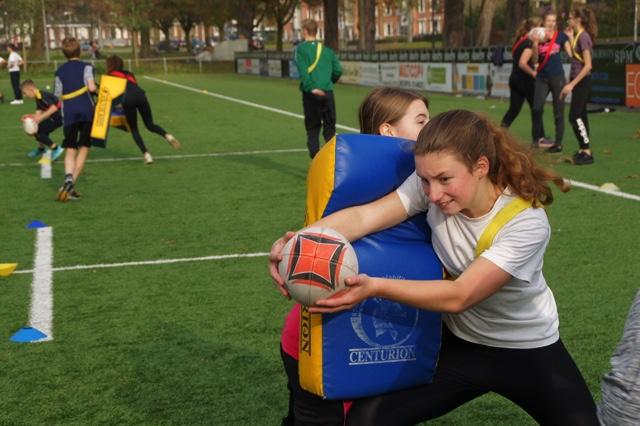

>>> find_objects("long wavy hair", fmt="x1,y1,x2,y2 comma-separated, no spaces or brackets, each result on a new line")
414,110,569,207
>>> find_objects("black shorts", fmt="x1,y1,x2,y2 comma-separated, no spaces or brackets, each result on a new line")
62,121,92,149
37,118,62,137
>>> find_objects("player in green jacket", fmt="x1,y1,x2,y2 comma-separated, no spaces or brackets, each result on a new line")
294,19,343,159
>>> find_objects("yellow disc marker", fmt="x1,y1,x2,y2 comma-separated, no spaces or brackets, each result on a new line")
0,263,18,277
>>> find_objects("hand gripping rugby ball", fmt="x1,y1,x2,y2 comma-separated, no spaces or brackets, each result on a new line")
278,227,359,306
22,115,38,135
529,27,547,41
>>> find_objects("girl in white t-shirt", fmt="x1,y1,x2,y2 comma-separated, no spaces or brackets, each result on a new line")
7,43,23,105
269,110,599,425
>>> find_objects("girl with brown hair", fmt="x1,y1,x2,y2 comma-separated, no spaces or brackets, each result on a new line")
270,110,599,425
500,18,541,141
279,86,430,426
560,6,598,165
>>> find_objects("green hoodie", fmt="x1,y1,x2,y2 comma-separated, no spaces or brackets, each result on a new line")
294,40,342,93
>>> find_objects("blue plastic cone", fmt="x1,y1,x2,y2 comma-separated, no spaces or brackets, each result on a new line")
26,220,48,229
10,327,48,343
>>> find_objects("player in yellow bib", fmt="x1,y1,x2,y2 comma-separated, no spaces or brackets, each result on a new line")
270,110,599,425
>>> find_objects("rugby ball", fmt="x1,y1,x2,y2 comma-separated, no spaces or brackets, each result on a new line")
22,116,38,135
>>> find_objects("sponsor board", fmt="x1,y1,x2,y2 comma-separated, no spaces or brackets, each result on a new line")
398,63,427,89
455,63,489,95
340,61,361,85
360,62,381,86
425,63,453,92
380,63,399,86
626,63,640,107
267,59,282,77
489,64,512,98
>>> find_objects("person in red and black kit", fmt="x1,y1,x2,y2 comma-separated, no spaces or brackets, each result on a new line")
106,55,181,165
500,18,542,144
19,79,65,160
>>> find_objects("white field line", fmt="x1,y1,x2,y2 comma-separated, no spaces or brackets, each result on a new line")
144,76,640,204
566,179,640,202
29,227,54,342
0,148,307,168
14,252,269,275
144,75,360,133
40,154,52,179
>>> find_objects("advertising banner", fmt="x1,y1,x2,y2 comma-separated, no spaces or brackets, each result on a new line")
267,59,282,77
455,63,489,95
398,63,427,89
360,62,381,86
380,63,400,87
489,64,512,98
425,63,453,93
626,63,640,107
340,61,361,85
590,43,640,105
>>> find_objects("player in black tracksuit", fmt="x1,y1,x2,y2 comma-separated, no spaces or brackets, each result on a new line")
501,18,541,144
106,55,181,164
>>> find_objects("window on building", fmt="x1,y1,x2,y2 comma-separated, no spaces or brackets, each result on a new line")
418,0,426,13
385,23,392,37
384,4,392,15
433,19,439,34
418,19,427,34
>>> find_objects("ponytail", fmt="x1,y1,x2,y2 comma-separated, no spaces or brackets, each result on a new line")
574,6,598,42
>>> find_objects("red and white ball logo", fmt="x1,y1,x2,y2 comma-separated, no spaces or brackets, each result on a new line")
279,227,358,306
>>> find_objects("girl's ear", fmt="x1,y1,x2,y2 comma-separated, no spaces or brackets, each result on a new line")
474,156,491,178
378,123,395,137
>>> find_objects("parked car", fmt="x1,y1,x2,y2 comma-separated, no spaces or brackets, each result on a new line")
155,39,180,52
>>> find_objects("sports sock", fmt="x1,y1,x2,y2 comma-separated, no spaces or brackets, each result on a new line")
64,173,73,183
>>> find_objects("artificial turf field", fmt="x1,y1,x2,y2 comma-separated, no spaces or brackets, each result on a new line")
1,71,639,425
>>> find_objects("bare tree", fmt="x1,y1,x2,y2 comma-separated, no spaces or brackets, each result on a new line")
233,0,267,50
358,0,376,51
475,0,498,46
505,0,530,43
266,0,298,51
443,0,464,48
324,0,339,51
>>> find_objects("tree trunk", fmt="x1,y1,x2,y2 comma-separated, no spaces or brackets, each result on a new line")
31,11,45,59
505,0,529,43
406,2,413,43
475,0,497,46
184,23,193,53
276,20,284,51
358,0,375,51
324,0,339,51
140,26,151,57
443,0,464,48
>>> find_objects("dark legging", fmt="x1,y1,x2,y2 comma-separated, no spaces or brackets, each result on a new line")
569,76,592,150
347,327,599,426
501,74,537,141
123,92,167,154
10,71,22,100
532,73,565,144
302,90,336,159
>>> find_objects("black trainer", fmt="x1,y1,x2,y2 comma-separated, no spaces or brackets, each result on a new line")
573,151,594,165
56,180,74,202
68,189,81,200
546,143,563,153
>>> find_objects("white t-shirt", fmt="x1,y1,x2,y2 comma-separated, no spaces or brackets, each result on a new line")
396,172,559,349
8,51,22,72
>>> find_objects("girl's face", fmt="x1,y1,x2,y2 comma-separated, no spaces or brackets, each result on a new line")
544,14,557,30
414,151,490,218
568,13,581,31
380,99,429,141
